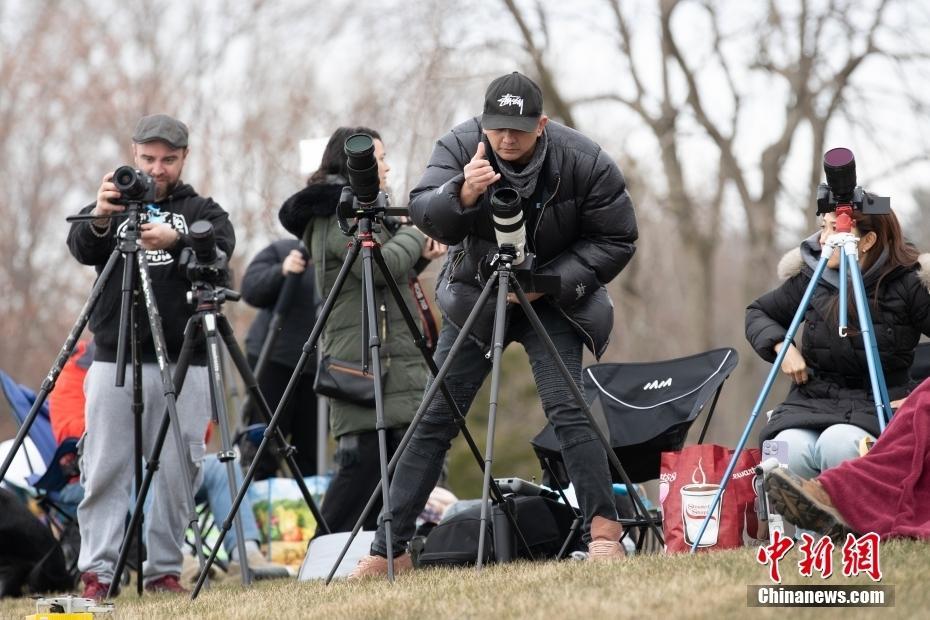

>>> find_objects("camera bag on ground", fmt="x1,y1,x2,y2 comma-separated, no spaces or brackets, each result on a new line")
416,494,578,567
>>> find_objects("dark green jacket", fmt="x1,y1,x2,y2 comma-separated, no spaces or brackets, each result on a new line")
280,180,429,438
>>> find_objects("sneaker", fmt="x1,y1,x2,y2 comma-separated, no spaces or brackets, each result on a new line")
587,516,626,560
226,549,291,581
587,540,626,559
180,553,225,587
764,468,857,542
81,572,112,601
144,574,188,594
347,553,413,579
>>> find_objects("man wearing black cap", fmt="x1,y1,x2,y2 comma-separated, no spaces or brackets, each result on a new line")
351,72,638,577
67,114,235,598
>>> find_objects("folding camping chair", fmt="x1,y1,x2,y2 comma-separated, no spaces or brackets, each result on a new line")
0,370,80,507
531,347,739,553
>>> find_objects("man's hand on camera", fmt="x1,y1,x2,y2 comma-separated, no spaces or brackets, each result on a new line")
775,342,808,384
461,142,500,208
91,172,124,228
422,238,447,260
507,292,543,304
140,222,180,251
282,249,307,275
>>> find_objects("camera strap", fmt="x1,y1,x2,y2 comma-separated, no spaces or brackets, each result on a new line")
408,272,438,354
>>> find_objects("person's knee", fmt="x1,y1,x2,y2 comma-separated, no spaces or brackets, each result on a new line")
772,428,819,478
551,419,598,450
815,425,870,470
406,420,456,457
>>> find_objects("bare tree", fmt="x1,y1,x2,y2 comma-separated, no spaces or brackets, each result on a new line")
494,0,929,353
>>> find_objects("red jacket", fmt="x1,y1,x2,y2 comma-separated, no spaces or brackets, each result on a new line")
49,341,93,444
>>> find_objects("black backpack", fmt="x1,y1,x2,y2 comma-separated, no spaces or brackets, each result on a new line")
416,495,579,567
0,489,75,597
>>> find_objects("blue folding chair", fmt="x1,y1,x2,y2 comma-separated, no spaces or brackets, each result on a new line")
1,369,80,514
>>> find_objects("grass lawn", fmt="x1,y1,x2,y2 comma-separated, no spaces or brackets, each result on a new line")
0,539,922,619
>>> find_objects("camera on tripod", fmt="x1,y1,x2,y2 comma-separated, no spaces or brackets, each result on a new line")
111,165,157,205
482,187,560,296
335,133,407,235
815,147,890,215
179,220,229,286
490,187,527,266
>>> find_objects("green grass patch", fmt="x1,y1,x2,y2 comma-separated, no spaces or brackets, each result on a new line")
1,539,924,619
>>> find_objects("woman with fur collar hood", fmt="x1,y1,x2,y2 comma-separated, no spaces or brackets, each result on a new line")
278,127,444,534
746,208,930,481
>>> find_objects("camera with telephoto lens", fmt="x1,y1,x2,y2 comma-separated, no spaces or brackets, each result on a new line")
111,165,157,205
335,133,408,235
478,186,560,296
178,220,229,286
815,147,890,215
490,187,527,266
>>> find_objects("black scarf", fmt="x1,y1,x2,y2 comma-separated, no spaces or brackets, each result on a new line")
495,130,548,199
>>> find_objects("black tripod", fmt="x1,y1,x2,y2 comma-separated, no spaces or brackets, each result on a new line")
191,203,532,597
110,231,331,594
0,201,206,596
326,243,664,579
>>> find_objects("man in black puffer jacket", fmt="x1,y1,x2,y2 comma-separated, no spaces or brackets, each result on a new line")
352,72,638,577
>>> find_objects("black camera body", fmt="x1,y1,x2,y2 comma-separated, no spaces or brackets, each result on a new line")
815,184,890,216
178,220,229,286
815,148,890,216
111,165,157,205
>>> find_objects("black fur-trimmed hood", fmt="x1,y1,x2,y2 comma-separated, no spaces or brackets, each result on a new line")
278,178,346,238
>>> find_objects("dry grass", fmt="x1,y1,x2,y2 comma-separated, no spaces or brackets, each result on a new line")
1,539,924,619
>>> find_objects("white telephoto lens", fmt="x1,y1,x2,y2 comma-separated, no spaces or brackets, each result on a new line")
494,214,526,264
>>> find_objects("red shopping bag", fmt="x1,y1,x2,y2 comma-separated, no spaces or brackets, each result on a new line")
659,444,761,553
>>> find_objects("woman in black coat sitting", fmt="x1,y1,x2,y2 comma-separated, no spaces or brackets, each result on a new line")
746,207,930,479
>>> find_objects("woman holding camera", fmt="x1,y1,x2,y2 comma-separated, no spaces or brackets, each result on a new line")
746,207,930,480
278,126,444,533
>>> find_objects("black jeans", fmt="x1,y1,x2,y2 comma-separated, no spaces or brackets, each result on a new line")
316,428,405,535
244,356,319,479
371,302,617,557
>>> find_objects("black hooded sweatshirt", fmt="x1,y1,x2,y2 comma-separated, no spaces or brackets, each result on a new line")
67,182,235,366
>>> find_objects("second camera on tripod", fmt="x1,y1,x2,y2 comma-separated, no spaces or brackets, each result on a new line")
179,220,230,286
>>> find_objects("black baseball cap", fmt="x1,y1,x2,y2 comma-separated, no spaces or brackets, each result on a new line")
481,72,543,132
132,114,189,149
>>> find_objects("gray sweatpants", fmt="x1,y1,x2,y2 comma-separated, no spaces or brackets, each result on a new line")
78,361,211,583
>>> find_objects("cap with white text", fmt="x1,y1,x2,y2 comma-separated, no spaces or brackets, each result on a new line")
481,72,543,132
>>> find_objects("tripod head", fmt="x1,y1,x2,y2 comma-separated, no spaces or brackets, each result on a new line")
834,205,855,234
336,187,409,236
186,280,241,312
483,245,561,296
